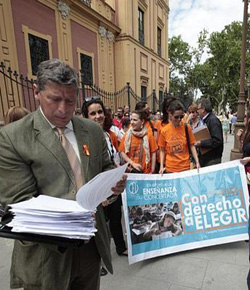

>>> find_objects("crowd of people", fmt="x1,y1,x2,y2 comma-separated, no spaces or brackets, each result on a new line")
0,58,249,290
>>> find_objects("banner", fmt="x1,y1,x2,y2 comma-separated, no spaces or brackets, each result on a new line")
122,160,249,264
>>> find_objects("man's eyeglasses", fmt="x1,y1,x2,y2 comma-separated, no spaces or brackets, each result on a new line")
174,115,184,120
197,107,203,110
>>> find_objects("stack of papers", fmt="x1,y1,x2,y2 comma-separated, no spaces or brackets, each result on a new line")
5,164,128,241
7,195,96,240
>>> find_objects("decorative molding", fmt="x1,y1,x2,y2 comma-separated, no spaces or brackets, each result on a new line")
140,52,148,73
157,0,169,13
159,82,165,90
58,1,70,19
157,16,164,29
99,26,115,43
80,0,91,7
140,76,149,86
138,0,148,12
107,31,115,43
99,25,107,38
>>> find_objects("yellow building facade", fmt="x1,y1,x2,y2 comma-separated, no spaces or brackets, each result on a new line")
0,0,169,121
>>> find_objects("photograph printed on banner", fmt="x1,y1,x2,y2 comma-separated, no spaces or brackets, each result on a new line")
129,202,183,244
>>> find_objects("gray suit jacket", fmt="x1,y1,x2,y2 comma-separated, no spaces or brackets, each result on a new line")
0,109,114,288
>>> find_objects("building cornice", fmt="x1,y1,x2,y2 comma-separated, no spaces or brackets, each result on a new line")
70,0,121,34
157,0,170,13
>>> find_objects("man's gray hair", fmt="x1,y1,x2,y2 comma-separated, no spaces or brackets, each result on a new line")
36,59,78,91
198,98,212,113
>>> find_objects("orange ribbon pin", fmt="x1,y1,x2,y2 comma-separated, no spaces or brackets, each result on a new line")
83,145,90,156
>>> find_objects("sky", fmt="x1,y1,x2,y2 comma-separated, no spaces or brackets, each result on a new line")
169,0,244,48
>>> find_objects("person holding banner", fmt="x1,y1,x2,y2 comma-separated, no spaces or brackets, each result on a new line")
119,110,158,174
158,100,200,174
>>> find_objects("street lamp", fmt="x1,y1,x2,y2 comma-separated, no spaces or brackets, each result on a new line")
230,0,249,160
247,80,250,105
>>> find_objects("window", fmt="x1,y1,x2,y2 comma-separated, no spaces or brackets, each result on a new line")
28,34,49,76
138,8,144,45
80,53,93,85
141,85,147,101
157,27,162,57
22,25,52,78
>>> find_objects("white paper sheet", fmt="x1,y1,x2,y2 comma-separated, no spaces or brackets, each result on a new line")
76,163,128,210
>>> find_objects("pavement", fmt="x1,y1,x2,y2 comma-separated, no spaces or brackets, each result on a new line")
0,134,249,290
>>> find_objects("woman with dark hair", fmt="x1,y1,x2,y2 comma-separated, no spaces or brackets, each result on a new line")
158,100,200,174
82,97,120,166
82,97,127,258
119,110,158,173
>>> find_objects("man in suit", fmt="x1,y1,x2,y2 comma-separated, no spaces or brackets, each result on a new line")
195,98,223,167
0,59,126,290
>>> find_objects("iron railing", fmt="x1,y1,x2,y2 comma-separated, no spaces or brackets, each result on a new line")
0,62,37,121
0,62,163,121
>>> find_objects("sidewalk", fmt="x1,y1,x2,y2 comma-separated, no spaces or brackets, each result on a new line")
101,134,249,290
0,134,249,290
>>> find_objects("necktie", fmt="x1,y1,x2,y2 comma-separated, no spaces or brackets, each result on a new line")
56,127,84,192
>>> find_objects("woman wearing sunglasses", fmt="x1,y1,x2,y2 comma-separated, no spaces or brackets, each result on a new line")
158,100,200,174
82,97,128,259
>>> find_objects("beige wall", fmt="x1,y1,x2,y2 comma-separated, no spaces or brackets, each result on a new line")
0,0,19,120
0,0,169,119
114,0,169,103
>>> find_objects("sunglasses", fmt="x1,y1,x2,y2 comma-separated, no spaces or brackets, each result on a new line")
174,115,184,120
84,96,101,103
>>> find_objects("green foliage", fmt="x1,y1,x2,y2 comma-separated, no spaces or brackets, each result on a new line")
168,15,250,112
168,35,192,76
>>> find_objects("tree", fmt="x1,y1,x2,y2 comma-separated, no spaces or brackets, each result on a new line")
168,36,193,108
168,17,250,112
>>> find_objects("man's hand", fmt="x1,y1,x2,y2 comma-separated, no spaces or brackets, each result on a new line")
111,174,127,195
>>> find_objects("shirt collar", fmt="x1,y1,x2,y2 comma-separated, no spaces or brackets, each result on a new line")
202,113,209,121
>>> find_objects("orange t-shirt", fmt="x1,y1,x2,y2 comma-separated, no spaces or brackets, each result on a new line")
119,131,158,173
158,122,195,172
155,121,168,163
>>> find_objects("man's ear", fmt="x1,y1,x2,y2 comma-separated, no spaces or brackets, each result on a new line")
33,84,40,103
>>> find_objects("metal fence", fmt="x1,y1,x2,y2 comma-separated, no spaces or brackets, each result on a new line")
0,62,37,121
0,62,163,122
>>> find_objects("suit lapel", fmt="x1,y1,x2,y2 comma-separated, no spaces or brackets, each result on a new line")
33,110,75,184
72,117,90,183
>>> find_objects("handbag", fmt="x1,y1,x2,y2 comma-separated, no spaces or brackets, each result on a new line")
184,123,196,169
126,140,144,173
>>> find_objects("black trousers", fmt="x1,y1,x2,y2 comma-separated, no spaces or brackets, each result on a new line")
104,195,126,255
